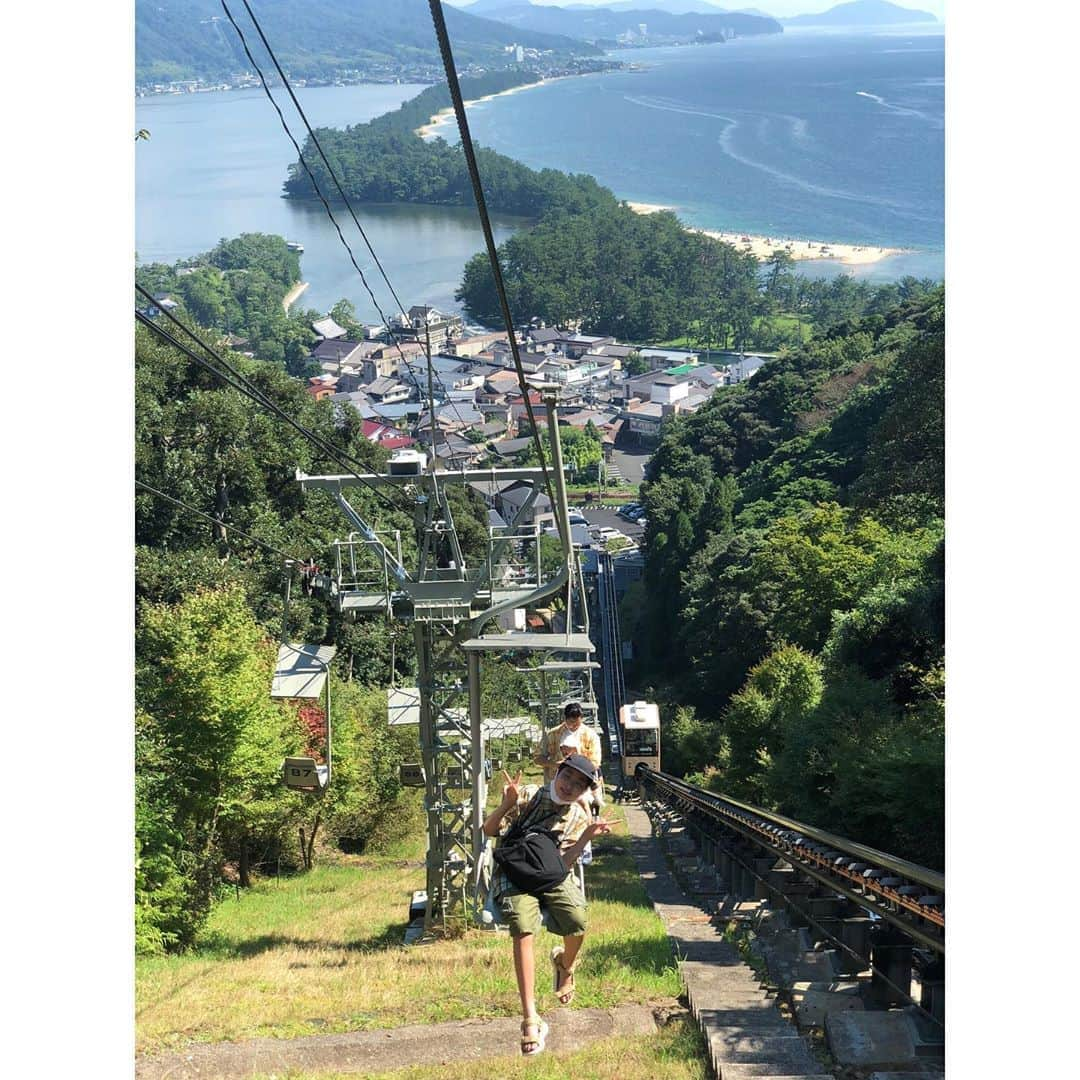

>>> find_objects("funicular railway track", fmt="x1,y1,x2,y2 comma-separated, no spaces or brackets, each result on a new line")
639,767,945,955
594,551,625,758
635,766,946,1074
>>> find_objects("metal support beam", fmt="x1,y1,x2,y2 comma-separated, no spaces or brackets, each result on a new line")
467,649,485,905
298,466,551,490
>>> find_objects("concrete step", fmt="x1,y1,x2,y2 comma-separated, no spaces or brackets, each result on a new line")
713,1066,834,1079
135,1005,657,1079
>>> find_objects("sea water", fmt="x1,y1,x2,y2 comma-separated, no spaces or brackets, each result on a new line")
135,28,944,323
455,29,945,282
135,83,525,319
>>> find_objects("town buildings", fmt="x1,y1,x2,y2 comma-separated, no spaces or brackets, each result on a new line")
302,306,770,463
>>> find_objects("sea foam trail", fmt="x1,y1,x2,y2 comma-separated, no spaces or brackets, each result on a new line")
855,89,943,128
625,95,813,146
716,121,913,211
626,92,914,211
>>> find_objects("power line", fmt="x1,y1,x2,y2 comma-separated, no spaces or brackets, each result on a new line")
426,0,555,511
134,293,413,518
134,302,407,517
218,0,474,437
135,479,305,563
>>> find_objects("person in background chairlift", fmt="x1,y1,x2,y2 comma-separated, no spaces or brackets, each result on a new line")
556,729,596,862
484,757,614,1056
535,702,601,783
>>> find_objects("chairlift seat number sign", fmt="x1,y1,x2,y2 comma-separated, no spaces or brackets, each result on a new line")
399,763,426,787
283,756,328,790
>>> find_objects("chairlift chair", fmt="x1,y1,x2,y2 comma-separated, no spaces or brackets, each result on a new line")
271,641,337,793
272,561,338,792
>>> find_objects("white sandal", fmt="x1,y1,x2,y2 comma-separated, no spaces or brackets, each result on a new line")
551,946,576,1005
521,1014,549,1055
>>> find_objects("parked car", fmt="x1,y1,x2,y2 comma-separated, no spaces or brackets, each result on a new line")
626,506,646,522
634,515,648,528
568,511,588,526
617,503,641,520
593,526,623,542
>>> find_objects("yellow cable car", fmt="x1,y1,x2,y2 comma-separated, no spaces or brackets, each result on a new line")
618,700,660,788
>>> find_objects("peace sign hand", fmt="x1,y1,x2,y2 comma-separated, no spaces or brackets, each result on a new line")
501,770,525,808
585,815,617,840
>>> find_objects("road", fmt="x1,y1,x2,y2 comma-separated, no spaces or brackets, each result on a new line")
609,446,651,486
578,506,645,542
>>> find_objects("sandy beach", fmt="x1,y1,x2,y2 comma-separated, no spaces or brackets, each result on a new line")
627,202,906,266
415,76,576,140
282,280,309,312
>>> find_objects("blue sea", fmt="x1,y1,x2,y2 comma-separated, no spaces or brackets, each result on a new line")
135,27,944,323
455,29,944,281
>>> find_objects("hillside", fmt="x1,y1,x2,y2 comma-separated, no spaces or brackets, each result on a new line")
473,3,782,42
782,0,937,27
628,288,944,867
135,0,598,85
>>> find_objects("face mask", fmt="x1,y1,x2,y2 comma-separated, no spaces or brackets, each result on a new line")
550,777,583,806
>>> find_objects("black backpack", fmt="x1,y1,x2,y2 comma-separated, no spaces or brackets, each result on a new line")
493,792,570,895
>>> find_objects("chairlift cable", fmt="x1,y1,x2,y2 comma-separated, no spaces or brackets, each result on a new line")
219,0,475,437
135,304,408,516
135,479,309,562
135,301,412,517
135,286,403,502
426,0,556,513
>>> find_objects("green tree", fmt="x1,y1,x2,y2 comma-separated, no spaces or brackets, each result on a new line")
136,585,296,942
721,644,824,803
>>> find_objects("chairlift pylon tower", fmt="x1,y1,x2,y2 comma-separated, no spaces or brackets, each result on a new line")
295,391,598,938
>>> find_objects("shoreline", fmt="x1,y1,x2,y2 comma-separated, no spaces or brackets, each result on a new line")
282,280,309,312
627,202,907,266
415,74,580,139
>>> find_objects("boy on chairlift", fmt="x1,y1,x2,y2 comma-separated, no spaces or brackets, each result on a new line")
483,756,614,1055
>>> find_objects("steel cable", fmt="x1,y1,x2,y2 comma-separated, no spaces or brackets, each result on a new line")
219,0,476,437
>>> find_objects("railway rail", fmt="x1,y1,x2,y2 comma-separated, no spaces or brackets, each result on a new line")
638,767,944,955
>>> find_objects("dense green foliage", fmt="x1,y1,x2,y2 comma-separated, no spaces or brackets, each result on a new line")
136,233,319,370
135,0,595,85
463,220,938,344
284,70,615,219
134,586,417,954
627,289,944,866
514,422,604,479
134,288,500,951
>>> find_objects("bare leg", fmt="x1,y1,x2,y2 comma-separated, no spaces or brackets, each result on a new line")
512,933,536,1019
554,932,585,1002
561,932,585,969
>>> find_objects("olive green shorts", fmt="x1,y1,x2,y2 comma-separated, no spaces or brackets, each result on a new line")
496,875,587,938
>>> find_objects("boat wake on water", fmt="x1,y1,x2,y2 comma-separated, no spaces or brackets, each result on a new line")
855,90,943,128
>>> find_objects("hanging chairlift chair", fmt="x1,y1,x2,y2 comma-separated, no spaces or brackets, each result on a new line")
271,642,337,792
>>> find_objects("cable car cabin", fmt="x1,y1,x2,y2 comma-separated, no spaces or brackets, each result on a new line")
618,700,660,780
271,643,337,792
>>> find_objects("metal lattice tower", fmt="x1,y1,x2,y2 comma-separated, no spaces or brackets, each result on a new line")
297,393,594,938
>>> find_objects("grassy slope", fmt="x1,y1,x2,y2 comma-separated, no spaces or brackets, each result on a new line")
136,769,687,1063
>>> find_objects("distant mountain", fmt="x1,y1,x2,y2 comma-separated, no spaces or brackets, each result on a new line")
470,4,782,42
782,1,937,27
566,1,742,13
135,0,598,86
463,0,527,13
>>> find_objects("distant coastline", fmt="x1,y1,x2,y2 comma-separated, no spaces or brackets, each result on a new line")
627,202,908,266
415,73,593,140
